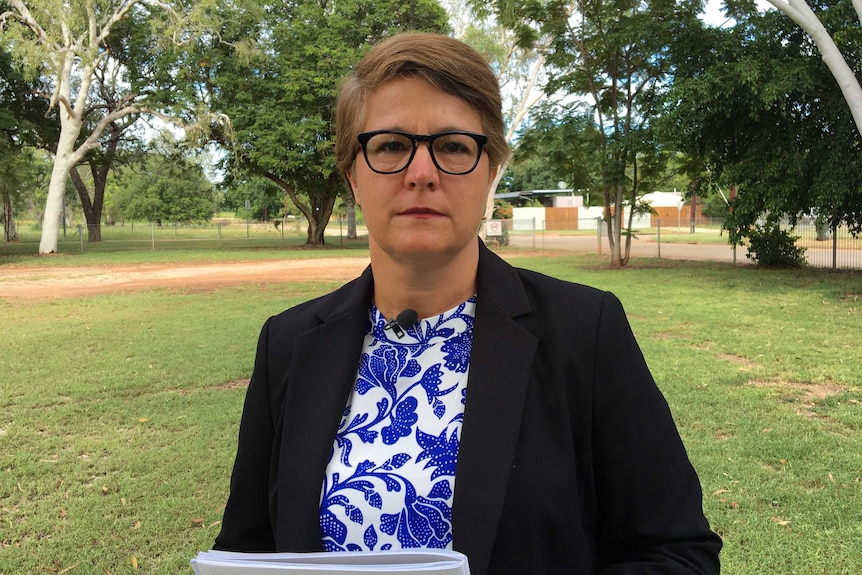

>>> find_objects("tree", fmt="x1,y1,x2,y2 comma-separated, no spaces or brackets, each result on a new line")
758,0,862,137
663,3,862,241
110,136,215,224
448,0,553,233
484,0,703,266
221,175,284,222
0,0,190,253
191,0,449,246
65,54,150,242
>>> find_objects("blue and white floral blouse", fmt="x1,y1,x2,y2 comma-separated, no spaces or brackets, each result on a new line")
319,297,477,552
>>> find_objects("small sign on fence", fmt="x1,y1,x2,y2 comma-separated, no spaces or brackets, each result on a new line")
486,219,503,237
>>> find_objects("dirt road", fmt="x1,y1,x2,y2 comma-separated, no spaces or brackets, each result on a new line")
0,257,372,303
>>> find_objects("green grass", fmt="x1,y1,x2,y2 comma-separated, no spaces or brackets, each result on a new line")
1,251,860,574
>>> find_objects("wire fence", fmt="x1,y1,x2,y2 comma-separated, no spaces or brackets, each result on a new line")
1,217,364,256
4,217,861,270
499,217,862,270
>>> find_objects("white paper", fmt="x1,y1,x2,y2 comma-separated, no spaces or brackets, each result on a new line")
190,549,470,575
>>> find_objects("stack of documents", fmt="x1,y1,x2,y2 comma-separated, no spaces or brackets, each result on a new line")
190,549,470,575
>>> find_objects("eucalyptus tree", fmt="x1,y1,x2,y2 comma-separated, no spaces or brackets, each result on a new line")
481,0,704,266
182,0,449,246
444,0,555,231
0,0,202,254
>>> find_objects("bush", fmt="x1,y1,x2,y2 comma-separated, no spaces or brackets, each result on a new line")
746,222,807,267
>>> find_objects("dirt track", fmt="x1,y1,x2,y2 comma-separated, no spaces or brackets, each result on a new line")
0,257,372,303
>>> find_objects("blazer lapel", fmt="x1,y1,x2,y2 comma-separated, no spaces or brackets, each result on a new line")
275,268,374,550
452,244,538,575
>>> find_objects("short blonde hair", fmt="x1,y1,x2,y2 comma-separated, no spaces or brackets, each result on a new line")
335,32,509,180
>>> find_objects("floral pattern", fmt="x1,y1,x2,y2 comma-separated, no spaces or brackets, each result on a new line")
320,298,476,552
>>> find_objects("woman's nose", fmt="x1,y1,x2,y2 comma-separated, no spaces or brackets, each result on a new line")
404,143,439,188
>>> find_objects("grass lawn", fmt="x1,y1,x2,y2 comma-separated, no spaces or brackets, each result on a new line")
1,250,860,574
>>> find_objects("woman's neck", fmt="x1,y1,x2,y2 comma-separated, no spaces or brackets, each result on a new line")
369,243,479,320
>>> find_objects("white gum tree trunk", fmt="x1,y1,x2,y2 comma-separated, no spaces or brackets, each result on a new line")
766,0,862,138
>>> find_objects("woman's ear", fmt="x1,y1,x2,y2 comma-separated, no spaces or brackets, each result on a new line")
346,164,361,207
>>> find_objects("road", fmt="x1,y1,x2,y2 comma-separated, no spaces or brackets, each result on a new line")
508,232,861,269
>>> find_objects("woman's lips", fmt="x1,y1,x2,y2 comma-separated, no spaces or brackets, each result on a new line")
399,207,444,216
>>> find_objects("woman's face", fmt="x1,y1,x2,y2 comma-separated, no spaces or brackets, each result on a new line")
347,77,498,265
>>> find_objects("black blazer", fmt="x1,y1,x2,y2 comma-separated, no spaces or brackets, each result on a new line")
214,242,722,575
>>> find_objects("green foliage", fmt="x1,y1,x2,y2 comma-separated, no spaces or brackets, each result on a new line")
486,0,705,265
220,175,286,222
662,2,862,239
183,0,450,244
745,221,808,268
109,137,215,224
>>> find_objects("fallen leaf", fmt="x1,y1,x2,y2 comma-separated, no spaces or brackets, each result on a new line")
58,563,80,575
130,555,138,570
133,520,141,530
121,498,127,506
712,489,730,496
191,518,205,527
138,418,149,423
770,516,791,526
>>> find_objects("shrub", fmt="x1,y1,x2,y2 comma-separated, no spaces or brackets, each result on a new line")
746,222,807,267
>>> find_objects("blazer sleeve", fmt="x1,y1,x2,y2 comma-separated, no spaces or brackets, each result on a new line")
591,292,721,575
213,317,278,552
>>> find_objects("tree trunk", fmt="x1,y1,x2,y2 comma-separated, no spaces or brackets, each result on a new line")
341,189,358,239
40,138,79,253
306,193,336,245
69,166,105,243
3,191,18,242
607,184,625,267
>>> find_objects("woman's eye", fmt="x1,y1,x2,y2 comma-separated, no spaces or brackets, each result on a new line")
371,137,410,154
437,141,471,155
380,141,407,153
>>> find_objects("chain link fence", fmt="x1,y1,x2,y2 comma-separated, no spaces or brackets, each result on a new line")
4,217,861,270
500,217,862,270
1,217,366,256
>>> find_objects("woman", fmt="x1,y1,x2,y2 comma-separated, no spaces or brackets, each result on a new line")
214,32,722,575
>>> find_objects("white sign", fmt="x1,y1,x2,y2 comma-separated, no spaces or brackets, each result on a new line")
485,220,503,237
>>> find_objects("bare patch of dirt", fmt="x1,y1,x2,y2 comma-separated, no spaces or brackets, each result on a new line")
748,379,846,418
0,251,544,304
717,353,758,370
0,257,371,303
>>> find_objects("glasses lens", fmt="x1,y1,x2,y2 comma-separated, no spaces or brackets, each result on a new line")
432,133,481,174
364,132,414,173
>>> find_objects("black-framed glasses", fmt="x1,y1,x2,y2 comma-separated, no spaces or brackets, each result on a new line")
356,130,489,175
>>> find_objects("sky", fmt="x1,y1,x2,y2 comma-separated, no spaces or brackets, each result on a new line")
701,0,776,27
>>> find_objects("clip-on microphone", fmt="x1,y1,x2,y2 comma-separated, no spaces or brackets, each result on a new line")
385,308,419,339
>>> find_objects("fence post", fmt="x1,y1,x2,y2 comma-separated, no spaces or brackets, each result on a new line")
151,222,156,251
78,224,84,253
596,217,602,256
656,218,661,259
832,224,838,270
218,222,223,249
531,217,536,250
